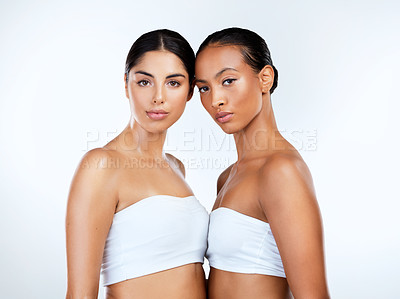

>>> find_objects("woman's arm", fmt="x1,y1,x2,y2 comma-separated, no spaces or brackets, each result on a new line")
66,149,118,299
259,156,330,299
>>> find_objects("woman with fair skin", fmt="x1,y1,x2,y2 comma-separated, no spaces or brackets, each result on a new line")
66,30,208,299
195,28,329,299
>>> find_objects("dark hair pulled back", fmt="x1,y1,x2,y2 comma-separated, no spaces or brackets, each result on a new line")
197,27,278,94
125,29,195,84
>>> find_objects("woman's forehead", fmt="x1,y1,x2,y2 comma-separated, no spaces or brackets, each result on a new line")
195,46,248,77
131,50,187,75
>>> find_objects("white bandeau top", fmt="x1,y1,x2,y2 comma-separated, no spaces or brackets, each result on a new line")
206,207,286,278
101,195,209,286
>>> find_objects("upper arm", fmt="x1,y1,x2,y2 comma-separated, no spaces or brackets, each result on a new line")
66,149,118,298
259,157,329,299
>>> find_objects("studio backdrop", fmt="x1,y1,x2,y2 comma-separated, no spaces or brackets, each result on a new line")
0,0,399,298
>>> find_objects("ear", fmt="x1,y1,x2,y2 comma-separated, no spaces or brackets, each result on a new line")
186,80,195,102
258,65,274,94
124,73,129,99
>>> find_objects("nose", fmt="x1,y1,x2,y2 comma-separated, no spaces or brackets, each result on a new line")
211,90,226,108
153,84,164,104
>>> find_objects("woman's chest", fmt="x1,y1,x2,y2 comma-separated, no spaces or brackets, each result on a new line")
116,163,192,208
215,171,266,221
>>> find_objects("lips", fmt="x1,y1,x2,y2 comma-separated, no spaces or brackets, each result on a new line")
146,109,169,120
215,111,233,123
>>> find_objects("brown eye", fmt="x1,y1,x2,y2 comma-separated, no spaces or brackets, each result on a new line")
198,86,209,93
222,78,236,86
168,81,180,87
138,80,150,87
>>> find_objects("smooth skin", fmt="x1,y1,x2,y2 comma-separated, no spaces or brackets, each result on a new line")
66,50,206,299
195,45,329,299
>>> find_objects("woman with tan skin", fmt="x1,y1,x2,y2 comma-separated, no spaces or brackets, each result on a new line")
66,30,208,299
195,28,330,299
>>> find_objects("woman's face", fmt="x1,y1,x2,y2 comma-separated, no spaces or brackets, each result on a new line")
125,50,192,133
195,45,263,134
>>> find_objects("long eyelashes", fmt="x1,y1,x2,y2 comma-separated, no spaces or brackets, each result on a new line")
222,78,237,86
198,86,209,93
137,80,181,87
167,81,181,87
137,79,150,87
197,78,237,94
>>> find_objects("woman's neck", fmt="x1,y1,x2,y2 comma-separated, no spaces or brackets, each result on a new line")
114,118,167,159
234,95,284,162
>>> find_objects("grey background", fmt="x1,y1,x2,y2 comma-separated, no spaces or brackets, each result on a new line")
0,0,399,298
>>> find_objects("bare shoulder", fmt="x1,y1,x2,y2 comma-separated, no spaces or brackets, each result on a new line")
79,147,114,168
217,163,234,194
75,147,119,176
260,152,313,182
70,148,120,194
258,152,316,208
165,153,186,177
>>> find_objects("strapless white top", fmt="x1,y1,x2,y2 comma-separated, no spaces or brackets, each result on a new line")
206,207,286,278
101,195,209,286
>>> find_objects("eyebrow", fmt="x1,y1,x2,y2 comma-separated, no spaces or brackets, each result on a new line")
215,67,238,78
135,71,186,79
195,67,238,84
135,71,153,77
166,73,186,79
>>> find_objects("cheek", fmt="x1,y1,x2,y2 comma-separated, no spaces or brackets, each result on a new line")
200,95,207,107
169,87,189,102
129,87,150,104
167,89,189,113
236,80,262,108
200,95,212,112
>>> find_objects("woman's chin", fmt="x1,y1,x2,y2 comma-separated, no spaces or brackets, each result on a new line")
148,126,170,134
140,119,177,134
136,122,168,134
219,125,238,135
215,120,243,134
